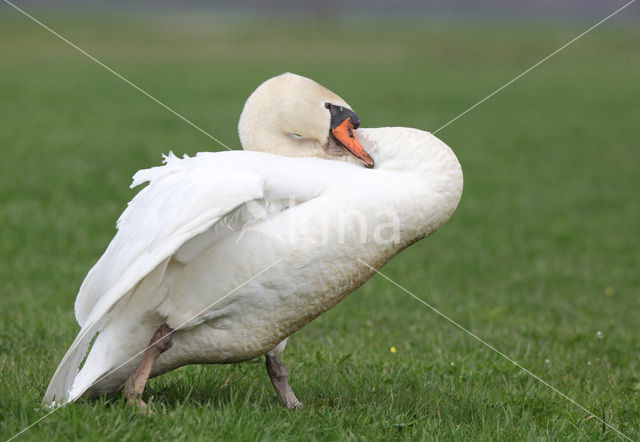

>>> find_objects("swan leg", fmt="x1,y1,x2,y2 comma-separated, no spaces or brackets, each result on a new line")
265,341,301,409
123,323,173,412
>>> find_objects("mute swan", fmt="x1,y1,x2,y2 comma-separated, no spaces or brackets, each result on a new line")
44,72,463,411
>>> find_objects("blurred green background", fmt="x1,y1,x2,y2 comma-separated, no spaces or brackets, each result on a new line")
1,2,639,440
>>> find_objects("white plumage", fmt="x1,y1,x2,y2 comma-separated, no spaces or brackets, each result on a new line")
44,73,463,408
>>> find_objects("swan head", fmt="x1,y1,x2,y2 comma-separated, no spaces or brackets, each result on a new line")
238,73,374,168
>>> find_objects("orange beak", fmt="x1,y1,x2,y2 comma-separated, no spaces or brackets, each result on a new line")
331,118,374,168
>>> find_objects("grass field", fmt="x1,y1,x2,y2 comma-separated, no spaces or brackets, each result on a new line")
1,10,639,441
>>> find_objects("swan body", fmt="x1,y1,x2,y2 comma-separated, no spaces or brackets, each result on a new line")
44,73,463,407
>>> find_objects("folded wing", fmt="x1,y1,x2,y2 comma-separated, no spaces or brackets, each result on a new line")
44,152,274,406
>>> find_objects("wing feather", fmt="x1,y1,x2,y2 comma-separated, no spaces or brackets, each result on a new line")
44,152,267,405
74,152,266,326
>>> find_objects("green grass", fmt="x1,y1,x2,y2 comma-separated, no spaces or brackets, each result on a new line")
1,11,640,441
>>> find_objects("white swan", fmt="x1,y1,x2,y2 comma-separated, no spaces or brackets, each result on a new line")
44,72,463,410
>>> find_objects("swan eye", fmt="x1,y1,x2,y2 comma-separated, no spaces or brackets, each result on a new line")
325,103,332,109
